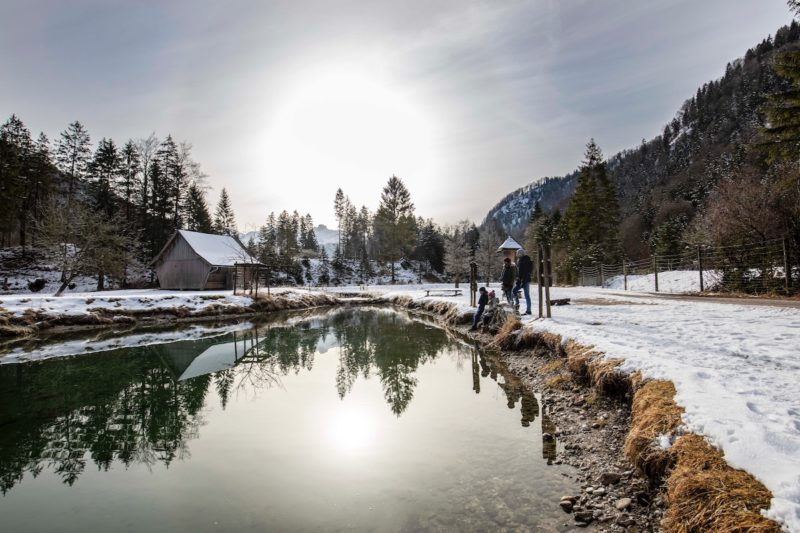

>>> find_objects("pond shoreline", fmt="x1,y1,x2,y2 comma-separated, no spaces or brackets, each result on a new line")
1,290,781,531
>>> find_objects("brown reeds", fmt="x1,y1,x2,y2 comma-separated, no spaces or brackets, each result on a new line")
662,434,781,533
624,379,683,480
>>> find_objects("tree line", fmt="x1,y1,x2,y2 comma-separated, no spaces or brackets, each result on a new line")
0,116,245,292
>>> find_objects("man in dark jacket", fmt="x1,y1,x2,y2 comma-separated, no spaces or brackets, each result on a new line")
516,253,533,315
471,287,488,330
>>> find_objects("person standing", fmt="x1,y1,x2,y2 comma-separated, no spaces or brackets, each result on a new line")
471,287,488,330
517,253,533,315
500,257,517,305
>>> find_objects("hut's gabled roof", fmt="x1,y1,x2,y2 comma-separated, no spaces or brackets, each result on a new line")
151,230,256,266
497,236,523,252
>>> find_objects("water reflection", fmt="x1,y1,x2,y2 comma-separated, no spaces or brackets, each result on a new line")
0,308,560,500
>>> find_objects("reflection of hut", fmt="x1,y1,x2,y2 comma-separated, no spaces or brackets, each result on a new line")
497,236,523,262
150,230,260,290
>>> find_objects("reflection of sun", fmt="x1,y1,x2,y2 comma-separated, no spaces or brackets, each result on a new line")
327,405,375,452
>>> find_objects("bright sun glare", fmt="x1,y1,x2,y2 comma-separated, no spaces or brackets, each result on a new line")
326,405,375,452
262,68,436,211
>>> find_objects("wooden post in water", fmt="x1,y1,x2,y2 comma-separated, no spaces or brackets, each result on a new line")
537,244,544,318
653,254,659,292
783,238,791,291
698,245,705,292
544,244,552,318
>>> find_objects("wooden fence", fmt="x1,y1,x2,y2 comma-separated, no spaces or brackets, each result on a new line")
578,237,797,294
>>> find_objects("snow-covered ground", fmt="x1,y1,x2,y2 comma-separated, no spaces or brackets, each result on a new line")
604,270,720,293
0,288,256,317
331,283,800,531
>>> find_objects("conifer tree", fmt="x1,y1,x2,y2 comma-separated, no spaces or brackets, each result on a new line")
213,188,237,236
119,140,140,221
562,140,621,274
184,183,213,232
55,121,91,203
373,175,416,283
318,247,331,286
89,138,121,218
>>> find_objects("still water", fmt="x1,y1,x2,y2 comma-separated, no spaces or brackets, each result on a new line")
0,308,576,532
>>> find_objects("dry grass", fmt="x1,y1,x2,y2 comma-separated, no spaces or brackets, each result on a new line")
624,380,683,480
489,316,523,350
565,342,598,382
540,359,565,373
663,434,781,533
589,357,631,399
545,373,571,389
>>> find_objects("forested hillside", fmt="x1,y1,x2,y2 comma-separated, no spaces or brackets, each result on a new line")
485,20,800,260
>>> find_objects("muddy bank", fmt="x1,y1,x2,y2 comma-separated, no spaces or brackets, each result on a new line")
389,296,781,532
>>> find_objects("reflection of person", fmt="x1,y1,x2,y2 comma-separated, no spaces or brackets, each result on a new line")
520,389,539,427
471,287,488,330
516,253,533,315
471,352,480,394
501,257,517,305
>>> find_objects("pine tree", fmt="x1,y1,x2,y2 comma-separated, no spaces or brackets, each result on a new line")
184,183,213,232
562,140,621,274
0,115,33,246
318,247,331,286
119,140,140,222
89,138,121,218
213,188,237,236
55,121,91,203
373,175,416,283
334,188,346,250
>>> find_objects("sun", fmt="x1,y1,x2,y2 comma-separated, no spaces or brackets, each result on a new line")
260,66,436,208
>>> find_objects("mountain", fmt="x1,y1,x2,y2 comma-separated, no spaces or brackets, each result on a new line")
484,21,800,259
239,224,340,254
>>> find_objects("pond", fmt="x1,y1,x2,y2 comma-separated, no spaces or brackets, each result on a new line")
0,308,577,532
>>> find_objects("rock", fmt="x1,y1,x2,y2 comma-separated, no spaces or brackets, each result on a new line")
573,511,594,524
559,500,574,513
615,497,632,510
574,521,589,528
542,433,554,442
616,513,634,527
584,487,594,494
560,495,577,504
599,472,621,485
593,488,606,496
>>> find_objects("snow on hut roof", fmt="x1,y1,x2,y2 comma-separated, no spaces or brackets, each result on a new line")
497,236,523,251
179,230,255,266
151,230,256,266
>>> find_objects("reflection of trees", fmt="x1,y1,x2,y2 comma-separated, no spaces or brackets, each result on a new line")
0,351,210,494
0,308,454,495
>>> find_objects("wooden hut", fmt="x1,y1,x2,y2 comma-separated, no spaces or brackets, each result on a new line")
497,236,523,262
150,230,259,290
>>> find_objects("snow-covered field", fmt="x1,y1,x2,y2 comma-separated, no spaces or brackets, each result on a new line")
332,283,800,531
604,269,720,293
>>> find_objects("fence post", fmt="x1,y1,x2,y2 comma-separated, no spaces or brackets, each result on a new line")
537,245,544,318
623,260,628,291
653,254,659,292
544,244,552,318
600,264,605,288
698,245,704,292
783,238,791,291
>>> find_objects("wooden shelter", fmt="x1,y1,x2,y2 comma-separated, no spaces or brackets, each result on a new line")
497,236,523,262
150,230,260,290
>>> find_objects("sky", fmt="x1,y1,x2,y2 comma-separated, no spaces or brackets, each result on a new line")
0,0,794,231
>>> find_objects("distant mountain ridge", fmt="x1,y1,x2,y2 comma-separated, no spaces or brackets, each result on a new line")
484,21,800,257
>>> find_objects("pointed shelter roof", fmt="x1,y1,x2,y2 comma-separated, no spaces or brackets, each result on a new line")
151,230,257,266
497,236,523,252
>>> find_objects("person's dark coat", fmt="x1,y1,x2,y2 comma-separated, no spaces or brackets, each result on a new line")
478,291,488,308
501,263,517,290
517,255,533,284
